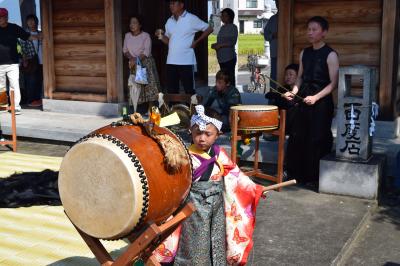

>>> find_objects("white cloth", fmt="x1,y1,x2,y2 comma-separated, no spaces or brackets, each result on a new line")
369,102,379,137
190,94,199,105
158,92,165,108
165,11,209,65
128,74,141,113
0,64,21,110
190,105,222,131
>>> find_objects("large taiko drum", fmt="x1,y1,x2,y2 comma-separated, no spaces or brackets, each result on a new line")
230,105,279,131
58,124,192,240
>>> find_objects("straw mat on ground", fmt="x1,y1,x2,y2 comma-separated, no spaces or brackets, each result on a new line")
0,152,127,265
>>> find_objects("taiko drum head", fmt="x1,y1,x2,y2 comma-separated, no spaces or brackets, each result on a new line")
59,137,146,239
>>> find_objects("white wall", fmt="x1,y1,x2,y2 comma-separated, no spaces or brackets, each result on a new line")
238,0,263,10
243,19,262,34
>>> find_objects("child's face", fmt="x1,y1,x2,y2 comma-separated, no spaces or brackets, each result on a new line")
307,22,326,44
284,69,297,86
215,79,229,93
27,18,37,31
191,124,219,152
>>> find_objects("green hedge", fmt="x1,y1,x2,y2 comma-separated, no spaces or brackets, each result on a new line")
208,34,264,55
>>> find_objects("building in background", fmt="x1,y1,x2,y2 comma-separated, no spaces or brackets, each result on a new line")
210,0,276,34
238,0,264,34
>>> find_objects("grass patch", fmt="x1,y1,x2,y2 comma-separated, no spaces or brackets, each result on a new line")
208,34,264,55
208,34,265,73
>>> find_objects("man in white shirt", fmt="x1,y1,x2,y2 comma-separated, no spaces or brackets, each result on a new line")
157,0,213,95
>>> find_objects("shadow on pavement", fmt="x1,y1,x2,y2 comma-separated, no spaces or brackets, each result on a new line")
0,170,60,208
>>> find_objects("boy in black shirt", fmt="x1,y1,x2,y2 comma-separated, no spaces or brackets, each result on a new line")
283,16,339,185
204,69,241,132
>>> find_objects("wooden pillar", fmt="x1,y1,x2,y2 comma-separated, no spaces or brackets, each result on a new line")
277,0,294,84
104,0,123,103
41,0,55,99
379,0,399,120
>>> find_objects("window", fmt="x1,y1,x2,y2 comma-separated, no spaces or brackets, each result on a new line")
253,20,263,28
246,0,257,8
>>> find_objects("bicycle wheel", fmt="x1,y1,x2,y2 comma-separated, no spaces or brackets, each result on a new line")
247,76,256,93
255,75,267,94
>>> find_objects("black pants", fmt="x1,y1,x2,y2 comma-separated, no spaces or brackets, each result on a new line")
24,65,43,103
166,64,195,94
286,97,334,183
219,56,237,87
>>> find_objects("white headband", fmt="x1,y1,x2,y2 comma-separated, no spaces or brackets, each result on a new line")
190,105,223,131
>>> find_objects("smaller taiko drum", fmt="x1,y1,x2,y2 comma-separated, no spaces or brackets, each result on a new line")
0,90,7,107
230,105,279,131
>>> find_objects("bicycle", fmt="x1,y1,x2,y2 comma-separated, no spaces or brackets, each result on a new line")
247,54,268,94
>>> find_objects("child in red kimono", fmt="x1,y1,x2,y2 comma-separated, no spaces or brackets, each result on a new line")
154,105,264,265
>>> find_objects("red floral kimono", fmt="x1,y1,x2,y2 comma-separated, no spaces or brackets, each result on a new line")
154,144,264,265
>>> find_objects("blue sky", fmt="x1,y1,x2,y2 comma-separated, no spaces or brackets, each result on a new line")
0,0,41,26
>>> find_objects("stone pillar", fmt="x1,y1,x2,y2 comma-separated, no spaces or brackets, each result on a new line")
336,66,377,162
319,65,385,200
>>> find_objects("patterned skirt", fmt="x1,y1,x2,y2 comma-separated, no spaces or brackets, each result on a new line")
174,181,227,266
129,56,161,105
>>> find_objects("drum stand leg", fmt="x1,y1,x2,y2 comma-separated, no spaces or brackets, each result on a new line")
0,90,17,152
230,109,286,191
66,202,196,266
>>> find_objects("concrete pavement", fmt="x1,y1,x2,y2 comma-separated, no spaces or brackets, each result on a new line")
0,69,398,264
1,140,400,265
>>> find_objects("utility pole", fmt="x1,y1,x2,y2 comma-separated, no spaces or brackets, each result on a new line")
19,0,36,27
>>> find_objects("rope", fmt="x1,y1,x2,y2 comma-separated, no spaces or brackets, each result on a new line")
129,112,189,173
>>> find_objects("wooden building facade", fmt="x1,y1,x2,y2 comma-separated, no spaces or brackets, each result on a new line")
41,0,399,121
40,0,208,106
277,0,400,121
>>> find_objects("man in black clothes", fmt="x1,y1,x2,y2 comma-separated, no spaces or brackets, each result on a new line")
0,7,40,141
282,16,339,186
0,7,41,115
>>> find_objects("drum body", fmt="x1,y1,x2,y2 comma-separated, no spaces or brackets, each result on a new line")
230,105,279,131
0,90,7,107
58,124,192,240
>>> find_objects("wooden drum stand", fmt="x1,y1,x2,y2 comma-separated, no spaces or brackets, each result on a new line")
0,90,17,152
68,202,195,266
230,107,286,190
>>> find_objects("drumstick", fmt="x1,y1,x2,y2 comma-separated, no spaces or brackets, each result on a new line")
262,179,297,195
264,75,304,101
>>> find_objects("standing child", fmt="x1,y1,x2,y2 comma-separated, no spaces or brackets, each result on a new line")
204,69,241,132
155,105,264,265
